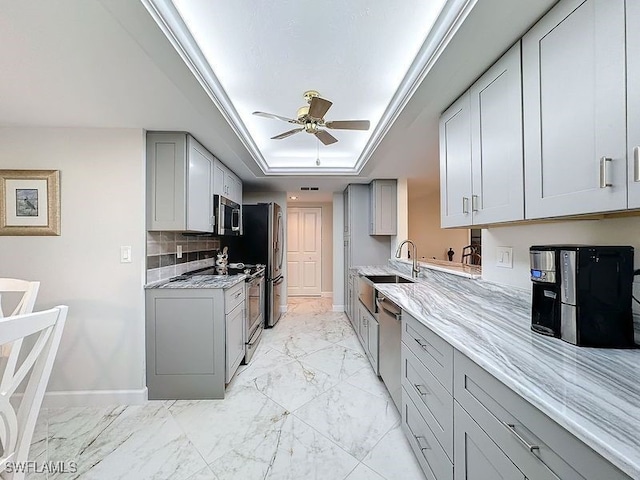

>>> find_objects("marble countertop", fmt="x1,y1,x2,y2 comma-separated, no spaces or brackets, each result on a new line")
354,263,640,479
145,273,246,289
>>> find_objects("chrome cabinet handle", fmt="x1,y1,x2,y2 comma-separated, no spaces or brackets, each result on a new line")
234,290,242,299
634,147,640,183
599,157,612,188
415,436,431,451
503,422,539,453
462,197,469,214
414,338,428,350
472,195,479,212
414,384,429,396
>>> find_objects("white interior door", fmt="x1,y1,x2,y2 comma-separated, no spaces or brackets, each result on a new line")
287,207,322,296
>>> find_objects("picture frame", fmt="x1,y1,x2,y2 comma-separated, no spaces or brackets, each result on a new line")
0,170,61,236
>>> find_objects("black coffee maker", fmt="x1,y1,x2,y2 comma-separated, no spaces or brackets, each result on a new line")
529,245,635,348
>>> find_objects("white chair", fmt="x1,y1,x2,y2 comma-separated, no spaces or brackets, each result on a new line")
0,306,68,480
0,279,40,393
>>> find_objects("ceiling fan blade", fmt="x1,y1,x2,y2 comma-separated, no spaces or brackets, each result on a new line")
315,130,338,145
308,97,333,119
271,127,304,140
325,120,370,131
253,111,299,124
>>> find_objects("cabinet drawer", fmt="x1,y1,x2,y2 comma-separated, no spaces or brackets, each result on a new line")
402,388,453,480
402,344,453,460
402,313,453,393
454,351,630,480
224,282,245,314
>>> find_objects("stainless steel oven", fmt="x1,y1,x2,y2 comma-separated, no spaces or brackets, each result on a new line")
214,195,241,236
244,269,265,363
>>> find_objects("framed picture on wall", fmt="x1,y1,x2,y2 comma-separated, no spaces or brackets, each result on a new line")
0,170,61,236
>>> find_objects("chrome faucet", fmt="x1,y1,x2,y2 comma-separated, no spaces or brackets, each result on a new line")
395,239,420,278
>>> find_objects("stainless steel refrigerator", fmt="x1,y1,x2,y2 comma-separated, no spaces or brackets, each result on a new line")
227,203,284,327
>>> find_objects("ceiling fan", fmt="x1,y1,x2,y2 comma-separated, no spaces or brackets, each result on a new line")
253,90,370,145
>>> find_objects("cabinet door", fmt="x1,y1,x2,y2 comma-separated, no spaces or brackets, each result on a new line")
225,302,245,383
367,313,378,373
343,187,350,234
470,42,524,225
213,160,225,197
147,132,187,231
454,403,525,480
628,0,640,208
523,0,626,218
187,136,214,232
344,238,351,319
370,180,397,235
440,92,472,228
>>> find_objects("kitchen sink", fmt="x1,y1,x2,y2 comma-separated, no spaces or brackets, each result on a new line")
363,275,414,284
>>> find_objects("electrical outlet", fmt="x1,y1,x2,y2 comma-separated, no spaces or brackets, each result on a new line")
496,246,513,268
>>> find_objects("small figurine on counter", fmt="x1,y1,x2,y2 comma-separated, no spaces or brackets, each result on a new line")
447,248,455,261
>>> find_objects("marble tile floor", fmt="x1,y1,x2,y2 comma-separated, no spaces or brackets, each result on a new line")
27,297,425,480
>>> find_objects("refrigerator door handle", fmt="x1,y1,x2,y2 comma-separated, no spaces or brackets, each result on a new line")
273,276,284,286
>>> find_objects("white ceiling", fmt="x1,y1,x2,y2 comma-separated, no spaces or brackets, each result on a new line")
169,0,447,173
0,0,558,196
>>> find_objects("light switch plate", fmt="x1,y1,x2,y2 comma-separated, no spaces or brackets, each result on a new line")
496,246,513,268
177,245,183,259
120,246,132,263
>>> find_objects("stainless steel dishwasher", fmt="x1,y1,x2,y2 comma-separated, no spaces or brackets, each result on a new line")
376,293,402,410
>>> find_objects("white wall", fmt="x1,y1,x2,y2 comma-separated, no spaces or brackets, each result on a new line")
243,192,288,310
0,127,146,406
482,217,640,289
408,188,469,261
332,193,344,310
287,202,333,294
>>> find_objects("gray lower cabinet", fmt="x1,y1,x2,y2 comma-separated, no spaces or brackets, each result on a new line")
400,314,631,480
454,402,525,480
356,302,379,373
401,388,453,480
146,284,245,400
454,350,630,480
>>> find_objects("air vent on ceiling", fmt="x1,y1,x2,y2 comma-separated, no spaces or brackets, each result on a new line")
300,187,319,191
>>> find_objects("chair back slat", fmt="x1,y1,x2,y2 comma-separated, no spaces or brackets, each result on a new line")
0,306,67,480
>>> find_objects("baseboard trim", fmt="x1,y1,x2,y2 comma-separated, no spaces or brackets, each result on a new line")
40,387,148,408
280,305,288,313
321,291,333,298
333,304,346,312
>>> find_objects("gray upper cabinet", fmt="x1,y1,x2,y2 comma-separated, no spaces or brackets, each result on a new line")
440,43,524,228
440,92,472,228
628,0,640,209
470,42,524,225
213,158,243,205
369,180,397,235
147,132,214,232
522,0,627,218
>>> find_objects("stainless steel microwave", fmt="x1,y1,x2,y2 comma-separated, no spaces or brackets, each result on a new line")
214,195,241,236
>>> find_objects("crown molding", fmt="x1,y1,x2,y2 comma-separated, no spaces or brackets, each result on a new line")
142,0,475,177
